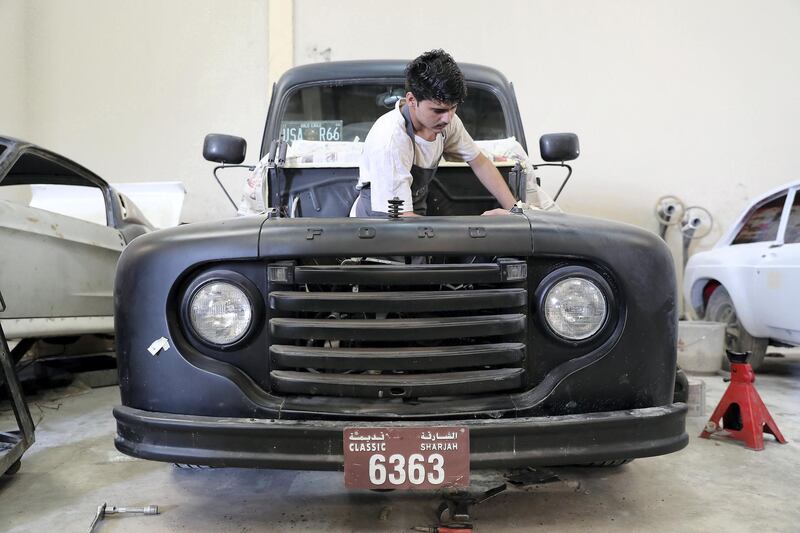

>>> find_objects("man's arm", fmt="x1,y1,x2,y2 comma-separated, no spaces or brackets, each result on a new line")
468,153,516,210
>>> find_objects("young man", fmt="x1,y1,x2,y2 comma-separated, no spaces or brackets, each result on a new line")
355,49,516,217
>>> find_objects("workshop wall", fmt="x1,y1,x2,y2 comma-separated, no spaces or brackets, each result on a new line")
2,0,270,223
2,0,799,247
294,0,800,249
0,0,29,138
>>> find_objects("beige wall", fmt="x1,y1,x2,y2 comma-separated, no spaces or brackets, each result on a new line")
2,0,270,222
294,0,800,252
0,0,30,137
2,0,799,249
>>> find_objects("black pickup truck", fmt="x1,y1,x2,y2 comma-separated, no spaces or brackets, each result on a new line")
113,60,687,490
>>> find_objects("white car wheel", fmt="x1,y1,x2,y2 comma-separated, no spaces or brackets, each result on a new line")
704,286,767,370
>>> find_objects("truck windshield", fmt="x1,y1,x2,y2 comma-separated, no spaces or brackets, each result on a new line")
279,83,508,143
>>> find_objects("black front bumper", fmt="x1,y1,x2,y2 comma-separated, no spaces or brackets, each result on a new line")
114,403,688,470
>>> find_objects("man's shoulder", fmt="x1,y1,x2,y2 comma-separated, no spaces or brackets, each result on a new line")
366,108,409,145
445,113,468,135
371,107,405,131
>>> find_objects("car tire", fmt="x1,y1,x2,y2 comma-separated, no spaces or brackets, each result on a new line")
704,286,767,370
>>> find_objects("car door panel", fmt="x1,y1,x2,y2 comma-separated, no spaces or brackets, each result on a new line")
0,199,124,320
755,244,800,343
754,189,800,343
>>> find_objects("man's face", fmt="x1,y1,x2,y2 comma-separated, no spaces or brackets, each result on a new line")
407,93,457,133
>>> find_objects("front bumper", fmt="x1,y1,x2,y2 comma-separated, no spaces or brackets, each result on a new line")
114,403,688,470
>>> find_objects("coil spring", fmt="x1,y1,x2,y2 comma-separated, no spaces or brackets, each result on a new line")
387,197,404,219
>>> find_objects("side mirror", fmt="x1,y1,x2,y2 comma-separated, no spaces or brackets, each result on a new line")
203,134,247,164
539,133,580,162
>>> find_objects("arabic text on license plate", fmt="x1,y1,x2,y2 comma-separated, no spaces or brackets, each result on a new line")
343,426,469,490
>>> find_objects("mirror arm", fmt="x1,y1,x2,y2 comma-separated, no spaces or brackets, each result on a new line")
214,164,256,211
553,164,572,202
532,162,573,202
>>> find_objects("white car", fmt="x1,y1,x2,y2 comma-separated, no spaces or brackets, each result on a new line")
0,136,155,350
684,180,800,369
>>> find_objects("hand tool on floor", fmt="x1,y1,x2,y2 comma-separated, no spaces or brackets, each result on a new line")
411,526,473,532
437,483,506,525
413,483,507,532
88,502,159,532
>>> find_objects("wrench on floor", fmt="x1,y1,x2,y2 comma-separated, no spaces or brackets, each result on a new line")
88,503,159,532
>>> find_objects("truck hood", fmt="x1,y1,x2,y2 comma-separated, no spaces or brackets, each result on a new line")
258,214,534,258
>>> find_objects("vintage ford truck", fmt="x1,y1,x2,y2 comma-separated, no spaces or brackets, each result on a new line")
113,61,688,489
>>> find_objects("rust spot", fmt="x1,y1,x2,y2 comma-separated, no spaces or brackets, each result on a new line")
26,216,40,223
49,223,64,238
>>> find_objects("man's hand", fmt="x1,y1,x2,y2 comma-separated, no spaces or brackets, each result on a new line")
481,208,512,216
400,211,422,217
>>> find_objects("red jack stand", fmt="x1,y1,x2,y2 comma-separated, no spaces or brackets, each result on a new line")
700,350,787,450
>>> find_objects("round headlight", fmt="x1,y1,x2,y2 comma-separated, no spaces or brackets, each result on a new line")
189,281,253,345
543,277,608,340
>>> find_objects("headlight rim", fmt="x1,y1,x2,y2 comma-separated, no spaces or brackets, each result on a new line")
180,270,262,350
535,265,616,345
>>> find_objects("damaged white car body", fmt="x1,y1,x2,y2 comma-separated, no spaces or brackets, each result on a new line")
0,136,155,342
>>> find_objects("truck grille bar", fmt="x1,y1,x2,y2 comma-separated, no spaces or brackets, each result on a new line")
267,259,528,400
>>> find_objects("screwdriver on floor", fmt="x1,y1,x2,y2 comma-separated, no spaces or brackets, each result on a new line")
88,503,159,532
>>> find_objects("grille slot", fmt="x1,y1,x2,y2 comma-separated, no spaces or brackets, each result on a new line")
270,343,525,371
270,288,527,312
271,314,525,341
271,368,525,399
293,263,505,285
267,259,528,400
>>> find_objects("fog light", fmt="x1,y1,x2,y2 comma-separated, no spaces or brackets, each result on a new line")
543,277,607,340
189,281,253,345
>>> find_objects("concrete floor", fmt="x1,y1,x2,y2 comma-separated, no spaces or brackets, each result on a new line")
2,351,799,533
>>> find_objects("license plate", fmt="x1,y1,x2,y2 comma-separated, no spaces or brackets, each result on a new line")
280,120,343,142
343,426,469,490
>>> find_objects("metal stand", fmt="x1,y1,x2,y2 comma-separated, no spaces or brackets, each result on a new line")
0,322,35,476
700,350,787,450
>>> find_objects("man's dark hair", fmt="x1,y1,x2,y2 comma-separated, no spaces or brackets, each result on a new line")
405,49,467,105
